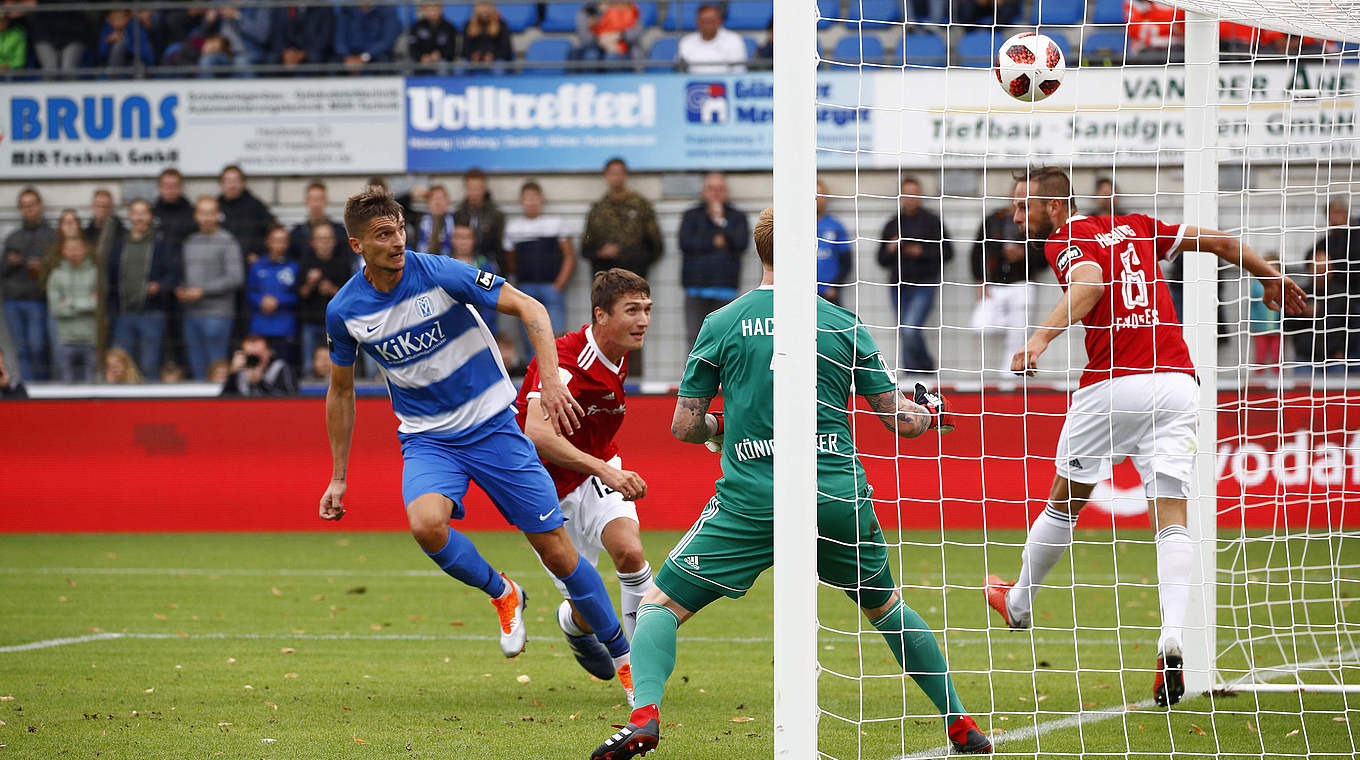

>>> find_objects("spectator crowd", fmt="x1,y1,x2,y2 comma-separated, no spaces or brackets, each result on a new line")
0,0,1341,77
2,166,357,393
2,164,1352,395
0,0,762,75
2,159,717,391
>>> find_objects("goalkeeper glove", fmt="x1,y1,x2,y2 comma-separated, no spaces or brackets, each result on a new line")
703,412,724,452
913,383,955,434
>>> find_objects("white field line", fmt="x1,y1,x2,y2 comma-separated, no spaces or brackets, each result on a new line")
899,646,1360,759
0,631,1143,653
0,633,127,652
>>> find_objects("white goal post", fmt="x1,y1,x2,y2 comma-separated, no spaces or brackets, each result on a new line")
772,0,1360,756
772,0,820,757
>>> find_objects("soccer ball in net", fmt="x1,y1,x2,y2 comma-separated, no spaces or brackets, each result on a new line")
995,32,1066,102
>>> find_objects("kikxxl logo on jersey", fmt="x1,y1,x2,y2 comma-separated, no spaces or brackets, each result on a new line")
372,322,447,365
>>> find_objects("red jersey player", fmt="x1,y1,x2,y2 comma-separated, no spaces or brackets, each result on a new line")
515,268,654,696
985,166,1307,707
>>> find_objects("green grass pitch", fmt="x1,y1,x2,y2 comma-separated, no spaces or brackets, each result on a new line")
0,531,1356,759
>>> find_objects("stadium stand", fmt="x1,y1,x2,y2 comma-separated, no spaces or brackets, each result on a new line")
830,32,885,64
524,37,574,70
1030,0,1086,24
955,28,1004,67
1081,28,1129,62
900,31,949,67
499,4,542,33
539,1,585,32
726,1,775,31
661,1,704,31
1091,0,1129,24
647,35,681,69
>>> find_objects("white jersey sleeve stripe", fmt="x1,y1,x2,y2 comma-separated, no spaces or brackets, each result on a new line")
1162,223,1188,262
1067,260,1103,281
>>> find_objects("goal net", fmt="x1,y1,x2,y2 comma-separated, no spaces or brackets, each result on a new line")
771,0,1360,756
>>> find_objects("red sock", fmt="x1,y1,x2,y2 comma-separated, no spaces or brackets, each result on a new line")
630,704,659,726
948,715,978,744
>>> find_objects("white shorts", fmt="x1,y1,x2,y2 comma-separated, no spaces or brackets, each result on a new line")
543,455,640,598
1054,373,1198,499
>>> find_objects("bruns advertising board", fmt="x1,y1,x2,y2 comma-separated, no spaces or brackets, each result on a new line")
1,78,405,178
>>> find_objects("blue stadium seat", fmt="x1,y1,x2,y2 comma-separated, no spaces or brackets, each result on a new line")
499,3,538,31
744,35,759,57
955,29,1002,67
525,38,573,72
1091,0,1128,25
727,1,774,30
635,1,660,26
846,0,905,23
662,1,703,31
646,36,679,71
1081,30,1128,62
1030,0,1084,25
830,34,885,64
540,2,584,32
443,4,472,28
899,31,947,67
395,4,413,29
817,0,841,28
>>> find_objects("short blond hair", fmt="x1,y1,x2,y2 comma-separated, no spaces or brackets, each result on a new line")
754,206,773,267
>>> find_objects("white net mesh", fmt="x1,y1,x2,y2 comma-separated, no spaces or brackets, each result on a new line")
802,1,1360,757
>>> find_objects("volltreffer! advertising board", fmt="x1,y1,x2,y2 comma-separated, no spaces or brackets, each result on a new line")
403,72,869,172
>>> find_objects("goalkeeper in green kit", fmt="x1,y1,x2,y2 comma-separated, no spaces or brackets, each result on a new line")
590,207,992,759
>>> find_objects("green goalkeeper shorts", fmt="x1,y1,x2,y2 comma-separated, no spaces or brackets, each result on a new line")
656,491,895,613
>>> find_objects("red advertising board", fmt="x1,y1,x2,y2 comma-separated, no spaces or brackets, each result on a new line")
1,392,1354,533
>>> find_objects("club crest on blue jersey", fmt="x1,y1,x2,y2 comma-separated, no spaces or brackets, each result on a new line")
416,295,433,318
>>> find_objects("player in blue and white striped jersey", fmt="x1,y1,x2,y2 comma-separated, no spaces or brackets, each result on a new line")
317,187,635,700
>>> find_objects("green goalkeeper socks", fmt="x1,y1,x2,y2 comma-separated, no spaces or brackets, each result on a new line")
630,603,680,708
870,598,966,725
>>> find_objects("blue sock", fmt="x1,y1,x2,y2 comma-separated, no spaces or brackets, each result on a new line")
425,528,506,598
558,558,628,658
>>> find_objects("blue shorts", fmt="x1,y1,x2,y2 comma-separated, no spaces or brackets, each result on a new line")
398,410,565,533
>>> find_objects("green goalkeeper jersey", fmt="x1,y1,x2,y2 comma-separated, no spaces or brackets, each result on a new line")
678,286,898,517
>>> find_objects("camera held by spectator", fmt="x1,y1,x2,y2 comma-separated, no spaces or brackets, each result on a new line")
221,334,298,397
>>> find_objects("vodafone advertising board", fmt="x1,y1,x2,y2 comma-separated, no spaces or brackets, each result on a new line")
0,392,1352,533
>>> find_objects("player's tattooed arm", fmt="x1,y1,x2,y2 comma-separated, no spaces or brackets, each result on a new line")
672,395,716,444
864,390,930,439
498,282,583,433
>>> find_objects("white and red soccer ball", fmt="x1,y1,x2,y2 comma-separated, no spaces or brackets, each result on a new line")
995,32,1066,102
